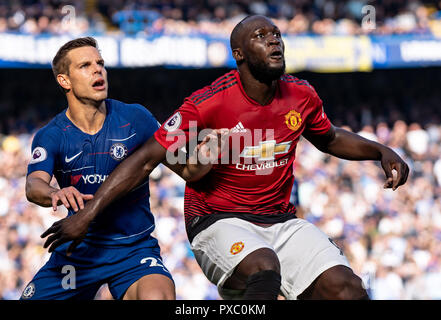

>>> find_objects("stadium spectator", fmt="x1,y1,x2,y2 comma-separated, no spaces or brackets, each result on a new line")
0,0,440,36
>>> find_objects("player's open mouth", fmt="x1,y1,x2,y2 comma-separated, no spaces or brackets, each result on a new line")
269,50,283,61
92,79,106,90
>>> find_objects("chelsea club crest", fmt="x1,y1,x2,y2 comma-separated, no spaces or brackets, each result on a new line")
110,143,128,161
21,282,35,299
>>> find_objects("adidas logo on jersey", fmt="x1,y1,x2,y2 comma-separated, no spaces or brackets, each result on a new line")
231,122,247,133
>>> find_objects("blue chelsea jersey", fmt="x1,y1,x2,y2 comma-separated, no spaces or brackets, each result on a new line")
27,99,160,246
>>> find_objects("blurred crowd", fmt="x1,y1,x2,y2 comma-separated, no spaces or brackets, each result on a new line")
296,120,441,299
0,114,440,299
1,0,441,36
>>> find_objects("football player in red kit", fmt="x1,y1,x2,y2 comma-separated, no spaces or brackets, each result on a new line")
41,15,409,300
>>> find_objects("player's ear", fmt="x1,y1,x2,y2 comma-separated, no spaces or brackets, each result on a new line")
57,74,71,91
232,48,244,64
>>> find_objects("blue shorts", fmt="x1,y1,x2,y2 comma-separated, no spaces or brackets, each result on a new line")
20,236,172,300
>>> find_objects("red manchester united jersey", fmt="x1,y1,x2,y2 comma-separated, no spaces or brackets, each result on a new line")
154,70,331,241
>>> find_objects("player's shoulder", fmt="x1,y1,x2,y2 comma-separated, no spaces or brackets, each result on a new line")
33,111,68,140
185,70,238,107
279,74,319,97
107,98,155,119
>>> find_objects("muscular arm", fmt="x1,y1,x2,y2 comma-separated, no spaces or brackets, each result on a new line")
83,136,167,221
164,157,212,183
87,132,222,217
303,125,409,189
303,125,384,161
40,129,226,253
39,136,168,252
26,171,94,212
26,171,57,207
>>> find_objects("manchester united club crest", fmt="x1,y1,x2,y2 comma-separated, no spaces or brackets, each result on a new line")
110,143,128,161
230,242,245,255
285,110,302,131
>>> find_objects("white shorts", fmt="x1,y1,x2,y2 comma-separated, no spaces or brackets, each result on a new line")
190,217,350,300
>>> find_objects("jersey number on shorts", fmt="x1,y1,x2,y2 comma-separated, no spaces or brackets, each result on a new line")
140,257,170,274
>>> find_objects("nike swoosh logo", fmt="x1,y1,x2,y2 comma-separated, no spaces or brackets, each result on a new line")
65,151,83,163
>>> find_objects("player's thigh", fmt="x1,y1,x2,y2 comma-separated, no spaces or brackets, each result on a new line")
123,273,175,300
21,255,101,300
275,218,351,300
298,264,367,300
191,218,274,289
107,241,174,300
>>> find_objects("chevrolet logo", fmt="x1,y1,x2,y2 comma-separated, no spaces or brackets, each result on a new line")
240,140,292,161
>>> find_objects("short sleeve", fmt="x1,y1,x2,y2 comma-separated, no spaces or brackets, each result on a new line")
27,128,59,176
303,87,332,136
154,101,203,153
130,104,160,141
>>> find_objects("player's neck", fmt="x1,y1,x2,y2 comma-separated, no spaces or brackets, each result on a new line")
237,69,277,106
66,99,107,135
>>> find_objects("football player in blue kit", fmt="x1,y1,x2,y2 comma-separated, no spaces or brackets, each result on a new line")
21,37,217,300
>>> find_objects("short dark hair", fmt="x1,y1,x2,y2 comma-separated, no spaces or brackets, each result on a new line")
52,37,98,78
230,15,256,50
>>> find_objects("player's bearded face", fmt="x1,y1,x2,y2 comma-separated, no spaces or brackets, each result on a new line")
246,53,285,83
243,21,286,82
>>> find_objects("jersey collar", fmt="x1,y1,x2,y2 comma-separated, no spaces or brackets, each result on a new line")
234,69,280,107
62,99,112,136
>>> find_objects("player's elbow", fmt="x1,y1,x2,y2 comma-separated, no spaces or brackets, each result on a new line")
183,165,211,183
25,181,50,207
25,183,38,205
183,175,202,183
142,160,160,181
178,170,197,183
25,180,34,201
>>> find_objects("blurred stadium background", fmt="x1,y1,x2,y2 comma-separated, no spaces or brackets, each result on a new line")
0,0,441,300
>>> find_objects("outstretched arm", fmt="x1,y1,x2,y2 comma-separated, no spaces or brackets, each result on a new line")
40,129,228,253
77,128,228,219
40,136,168,253
303,125,409,190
